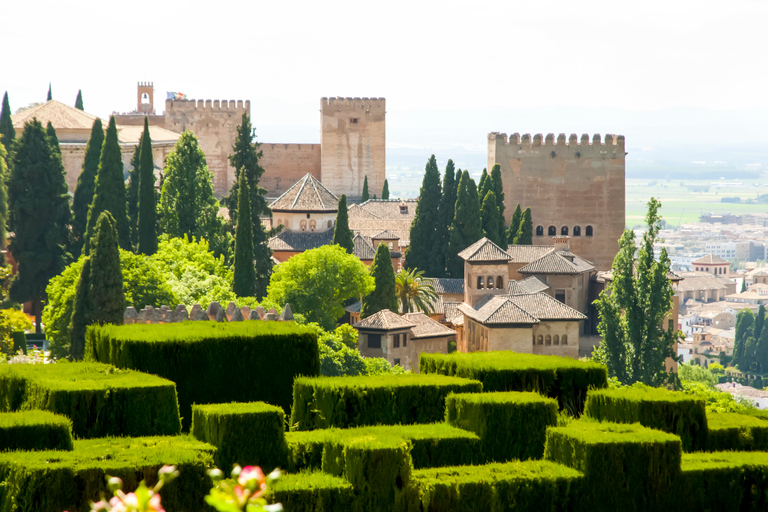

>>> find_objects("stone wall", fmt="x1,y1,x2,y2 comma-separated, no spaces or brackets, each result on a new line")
259,143,321,197
532,320,580,358
488,132,625,271
124,301,293,324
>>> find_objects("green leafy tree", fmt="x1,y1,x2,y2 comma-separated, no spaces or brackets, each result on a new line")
478,168,489,199
45,122,61,158
361,243,398,318
233,173,256,297
592,198,680,386
734,309,755,369
69,257,91,360
7,119,71,333
88,212,124,327
678,362,717,387
266,245,374,329
514,207,533,245
507,204,522,245
395,267,438,314
405,155,442,275
333,194,355,254
438,161,457,277
137,118,158,255
0,143,8,248
362,175,369,202
757,324,768,374
126,138,141,248
382,179,390,200
47,83,52,101
490,163,506,245
72,119,104,257
481,190,502,247
85,116,130,253
75,90,84,110
0,92,14,151
756,304,765,341
448,170,482,276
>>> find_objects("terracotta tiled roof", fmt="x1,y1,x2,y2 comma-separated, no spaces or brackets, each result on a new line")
518,250,594,275
348,200,417,245
675,273,728,292
504,293,587,321
353,199,418,219
506,245,555,263
354,309,416,330
402,312,457,339
12,100,101,131
507,276,549,295
458,238,512,263
596,266,683,283
116,124,181,144
268,230,333,252
353,234,376,260
372,230,400,239
425,278,464,295
443,302,462,323
269,174,338,212
693,254,730,265
458,297,539,325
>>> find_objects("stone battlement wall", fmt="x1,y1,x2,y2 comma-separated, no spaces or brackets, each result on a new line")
490,132,625,151
124,301,293,324
259,143,322,197
165,99,250,112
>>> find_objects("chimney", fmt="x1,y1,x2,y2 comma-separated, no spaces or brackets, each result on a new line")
553,235,570,252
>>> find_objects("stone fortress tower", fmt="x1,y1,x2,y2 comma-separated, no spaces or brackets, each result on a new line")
137,82,155,114
488,132,626,271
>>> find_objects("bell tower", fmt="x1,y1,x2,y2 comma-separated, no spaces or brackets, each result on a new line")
137,82,154,114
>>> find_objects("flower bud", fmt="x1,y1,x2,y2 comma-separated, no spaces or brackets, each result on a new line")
208,468,225,483
107,477,122,493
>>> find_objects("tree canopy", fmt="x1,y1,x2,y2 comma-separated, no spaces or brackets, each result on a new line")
507,204,522,244
405,155,442,275
0,93,14,150
490,163,506,245
481,190,503,247
75,90,84,110
0,143,8,248
88,212,125,327
396,267,438,314
382,179,390,200
436,160,456,278
448,170,482,276
362,175,369,202
361,243,397,318
72,119,104,257
333,194,354,254
233,173,256,297
514,207,533,245
137,118,157,255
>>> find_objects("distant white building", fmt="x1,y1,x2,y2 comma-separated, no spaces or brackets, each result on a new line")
716,382,768,410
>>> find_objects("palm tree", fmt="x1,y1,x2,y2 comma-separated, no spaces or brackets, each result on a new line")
395,267,439,314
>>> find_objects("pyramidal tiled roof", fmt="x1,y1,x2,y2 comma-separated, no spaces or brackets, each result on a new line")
458,297,539,325
269,174,339,212
372,230,400,239
402,312,457,339
504,293,587,321
353,234,376,260
12,100,101,131
458,238,512,263
518,250,595,275
354,309,416,330
693,254,730,265
506,245,555,263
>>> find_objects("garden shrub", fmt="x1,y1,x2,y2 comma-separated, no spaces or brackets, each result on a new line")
705,412,768,452
544,420,682,512
266,471,355,512
584,384,707,451
290,374,481,430
0,411,73,452
191,401,287,472
420,351,607,414
0,435,214,512
0,363,180,438
445,391,558,462
406,460,582,512
86,322,319,429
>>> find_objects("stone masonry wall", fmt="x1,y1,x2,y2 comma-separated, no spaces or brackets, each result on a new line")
259,143,321,197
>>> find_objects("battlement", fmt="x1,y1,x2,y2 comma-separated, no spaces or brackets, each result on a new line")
489,132,625,151
165,99,251,112
138,81,153,87
321,96,386,113
261,143,319,151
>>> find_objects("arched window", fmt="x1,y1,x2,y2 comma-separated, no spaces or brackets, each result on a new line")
553,335,560,345
487,276,494,289
573,226,581,236
537,335,543,345
327,220,333,228
545,335,551,346
141,93,150,104
536,226,544,236
477,276,484,289
586,225,593,237
497,276,503,289
562,335,568,345
389,242,394,249
561,226,569,236
276,218,282,227
548,226,556,236
309,220,316,232
300,220,307,232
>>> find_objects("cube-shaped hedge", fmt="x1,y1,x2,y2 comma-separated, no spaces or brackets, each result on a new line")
705,412,768,452
584,384,707,451
191,402,287,472
0,363,181,438
86,322,319,429
0,435,215,512
290,374,482,430
266,471,355,512
0,411,73,452
544,420,682,512
445,391,558,462
406,460,582,512
420,352,607,414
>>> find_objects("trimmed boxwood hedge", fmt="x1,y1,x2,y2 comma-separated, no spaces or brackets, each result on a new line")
0,363,180,438
266,471,355,512
0,435,215,512
420,351,607,414
405,460,582,512
584,384,707,451
191,401,287,472
86,322,319,429
705,412,768,452
445,391,558,462
0,411,73,452
544,420,682,512
290,374,481,431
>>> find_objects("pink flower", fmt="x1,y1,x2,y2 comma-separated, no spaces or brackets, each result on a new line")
238,466,265,490
148,493,165,512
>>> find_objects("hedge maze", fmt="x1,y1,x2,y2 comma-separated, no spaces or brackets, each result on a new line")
5,326,768,512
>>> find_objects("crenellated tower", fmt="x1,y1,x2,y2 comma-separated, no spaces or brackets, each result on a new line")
137,82,154,114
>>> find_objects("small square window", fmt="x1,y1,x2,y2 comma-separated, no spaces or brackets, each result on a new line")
393,334,400,348
350,118,359,124
394,358,401,366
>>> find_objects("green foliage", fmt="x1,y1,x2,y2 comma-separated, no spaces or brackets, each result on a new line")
361,243,397,318
88,212,125,327
448,170,482,276
544,420,682,512
507,203,522,245
332,194,355,254
490,163,506,245
69,257,91,360
71,119,104,257
514,207,533,245
395,266,438,314
266,471,355,512
362,175,369,202
583,384,708,451
420,351,607,415
289,374,482,430
44,122,60,158
735,308,755,368
705,411,768,451
679,380,756,413
381,179,390,200
300,322,394,378
191,401,287,471
267,245,374,330
478,168,489,199
0,362,181,438
0,143,7,247
679,361,718,386
74,90,83,110
445,391,558,462
126,139,141,248
1,309,32,333
405,155,442,276
0,435,214,512
233,173,256,297
86,321,319,430
0,411,73,452
593,197,681,385
46,83,52,101
437,160,456,278
481,190,503,247
137,118,158,255
0,93,14,150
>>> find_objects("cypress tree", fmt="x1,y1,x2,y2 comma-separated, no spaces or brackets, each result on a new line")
7,119,71,333
0,92,14,151
137,118,158,255
361,243,398,318
75,90,84,110
404,155,442,275
69,257,91,360
448,171,482,276
126,134,142,248
478,168,489,199
233,173,256,297
742,280,747,293
333,194,355,254
481,190,502,247
362,176,369,202
47,83,52,101
46,122,61,158
758,324,768,374
490,164,506,245
88,211,124,326
0,143,8,248
515,207,533,245
756,304,766,342
507,204,522,245
438,161,458,277
72,119,104,258
85,116,130,253
735,309,755,368
382,179,390,200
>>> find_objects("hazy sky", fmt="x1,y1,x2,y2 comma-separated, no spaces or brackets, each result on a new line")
5,0,768,146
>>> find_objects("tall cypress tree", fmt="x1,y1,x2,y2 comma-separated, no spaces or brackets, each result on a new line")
0,93,14,151
233,173,256,297
448,171,482,276
69,257,92,360
432,160,457,278
72,119,104,258
490,164,506,245
7,119,71,333
361,243,398,318
126,138,141,248
756,304,766,342
333,194,355,254
0,143,8,249
404,155,442,275
481,190,502,247
507,204,522,245
515,207,533,245
88,211,124,326
758,324,768,374
85,116,129,253
735,309,755,368
46,122,61,158
75,90,84,110
362,176,370,202
382,179,390,200
137,118,157,255
47,84,52,101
